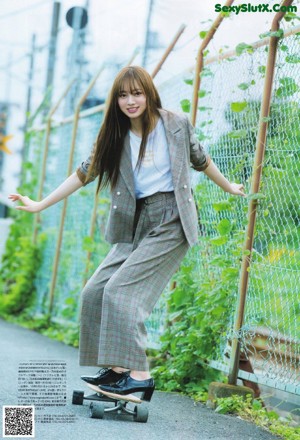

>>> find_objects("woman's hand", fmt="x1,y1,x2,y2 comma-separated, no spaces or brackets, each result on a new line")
8,194,43,213
226,183,246,197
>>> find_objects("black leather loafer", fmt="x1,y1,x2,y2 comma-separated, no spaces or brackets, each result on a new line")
99,374,155,402
80,368,127,386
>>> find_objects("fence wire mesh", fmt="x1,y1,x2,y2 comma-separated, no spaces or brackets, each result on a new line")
34,122,73,316
24,27,300,393
237,32,300,393
175,32,300,394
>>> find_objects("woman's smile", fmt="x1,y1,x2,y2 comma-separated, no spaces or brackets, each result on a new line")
127,107,139,114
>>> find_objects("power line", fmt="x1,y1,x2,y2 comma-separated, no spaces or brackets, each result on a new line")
0,0,51,21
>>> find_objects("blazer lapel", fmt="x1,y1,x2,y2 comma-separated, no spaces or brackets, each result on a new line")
119,133,136,199
158,109,184,189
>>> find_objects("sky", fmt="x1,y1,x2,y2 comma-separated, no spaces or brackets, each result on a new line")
0,0,298,195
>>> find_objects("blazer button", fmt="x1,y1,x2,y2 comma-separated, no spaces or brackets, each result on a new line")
183,184,187,189
188,198,192,202
117,191,121,195
113,205,117,209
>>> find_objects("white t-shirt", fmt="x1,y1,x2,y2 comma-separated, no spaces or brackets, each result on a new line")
129,118,174,199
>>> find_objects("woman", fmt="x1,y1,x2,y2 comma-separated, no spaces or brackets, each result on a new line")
9,66,245,402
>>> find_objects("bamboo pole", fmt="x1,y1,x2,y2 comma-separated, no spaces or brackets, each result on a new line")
28,24,300,134
48,65,105,316
228,0,295,385
33,79,76,245
151,24,186,79
191,0,235,126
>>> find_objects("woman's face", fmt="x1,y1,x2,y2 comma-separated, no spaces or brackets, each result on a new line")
117,80,147,121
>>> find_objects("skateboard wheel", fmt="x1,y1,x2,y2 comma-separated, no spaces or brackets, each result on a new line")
133,405,148,423
89,402,105,419
72,390,84,405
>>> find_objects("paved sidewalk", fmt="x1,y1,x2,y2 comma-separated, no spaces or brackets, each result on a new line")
0,319,279,440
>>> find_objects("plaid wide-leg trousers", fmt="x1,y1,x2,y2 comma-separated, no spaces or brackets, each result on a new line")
79,191,190,371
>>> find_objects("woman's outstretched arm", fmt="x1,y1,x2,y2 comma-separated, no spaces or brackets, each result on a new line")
186,116,245,197
8,171,84,213
203,160,245,197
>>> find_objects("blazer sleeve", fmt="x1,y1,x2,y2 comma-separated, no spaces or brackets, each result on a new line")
76,142,98,186
186,117,211,172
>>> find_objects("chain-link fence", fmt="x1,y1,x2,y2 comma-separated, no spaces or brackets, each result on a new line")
183,29,299,395
23,21,300,394
235,30,300,394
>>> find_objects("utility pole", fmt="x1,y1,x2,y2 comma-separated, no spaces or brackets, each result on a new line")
44,1,61,116
142,0,155,67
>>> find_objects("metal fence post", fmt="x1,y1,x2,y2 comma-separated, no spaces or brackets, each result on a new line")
228,0,295,385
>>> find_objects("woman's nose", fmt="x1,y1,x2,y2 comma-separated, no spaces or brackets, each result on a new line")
127,94,135,104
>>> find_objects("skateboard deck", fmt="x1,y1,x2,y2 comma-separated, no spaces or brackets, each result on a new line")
87,383,142,404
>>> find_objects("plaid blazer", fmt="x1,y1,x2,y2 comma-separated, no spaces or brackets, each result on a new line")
76,108,211,247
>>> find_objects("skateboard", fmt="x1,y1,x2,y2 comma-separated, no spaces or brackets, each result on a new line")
72,383,149,423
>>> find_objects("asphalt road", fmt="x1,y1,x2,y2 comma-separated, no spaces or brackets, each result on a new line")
0,319,280,440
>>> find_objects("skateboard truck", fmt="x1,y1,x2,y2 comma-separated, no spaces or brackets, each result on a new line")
72,383,150,423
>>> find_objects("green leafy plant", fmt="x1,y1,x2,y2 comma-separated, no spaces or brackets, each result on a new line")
0,130,46,317
151,186,246,398
0,231,44,315
214,395,300,440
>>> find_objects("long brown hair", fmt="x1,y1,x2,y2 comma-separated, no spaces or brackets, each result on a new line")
85,66,162,194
